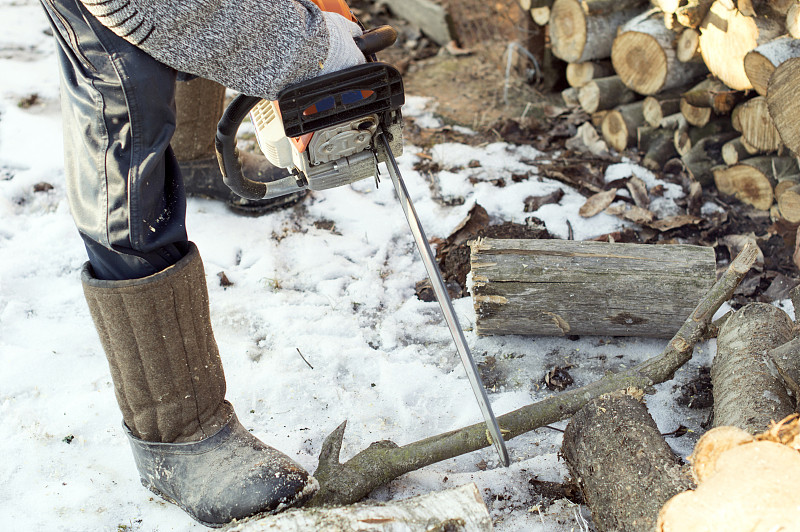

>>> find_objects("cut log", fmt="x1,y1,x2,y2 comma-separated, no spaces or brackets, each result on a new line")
675,120,735,159
562,86,580,107
698,0,785,90
661,112,688,130
682,131,737,184
520,0,532,9
744,36,800,96
641,127,680,170
230,483,492,532
601,100,646,151
712,303,795,434
643,94,682,127
562,392,693,532
676,28,702,62
611,14,708,95
788,1,800,38
713,155,798,209
680,98,712,127
566,60,615,87
531,6,551,24
767,56,800,156
681,78,742,114
722,136,761,165
736,96,783,152
471,239,716,337
676,0,714,28
778,183,800,222
550,0,648,62
578,75,639,113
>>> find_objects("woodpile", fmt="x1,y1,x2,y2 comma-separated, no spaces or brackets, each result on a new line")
517,0,800,218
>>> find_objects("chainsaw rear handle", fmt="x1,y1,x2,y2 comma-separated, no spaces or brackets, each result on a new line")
215,26,398,200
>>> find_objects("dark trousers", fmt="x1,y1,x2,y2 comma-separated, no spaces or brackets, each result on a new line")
39,0,189,280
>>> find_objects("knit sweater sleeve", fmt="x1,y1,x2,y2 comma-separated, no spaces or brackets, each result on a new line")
79,0,331,99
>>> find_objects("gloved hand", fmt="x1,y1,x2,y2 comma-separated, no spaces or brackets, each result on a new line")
319,11,366,76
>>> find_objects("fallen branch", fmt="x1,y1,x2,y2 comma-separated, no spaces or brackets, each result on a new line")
307,243,759,507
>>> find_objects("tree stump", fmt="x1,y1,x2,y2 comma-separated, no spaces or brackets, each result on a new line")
712,303,795,434
470,239,716,337
562,392,693,532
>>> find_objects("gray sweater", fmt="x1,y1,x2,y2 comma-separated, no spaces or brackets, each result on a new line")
79,0,339,99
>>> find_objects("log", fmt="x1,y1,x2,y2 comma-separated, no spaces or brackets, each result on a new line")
470,239,716,337
230,484,492,532
681,78,742,115
712,303,795,434
305,244,758,507
641,127,680,170
601,100,646,152
736,96,783,152
767,56,800,156
743,36,800,96
611,14,708,95
578,75,639,113
698,0,785,90
676,28,702,62
681,131,736,184
778,183,800,222
712,155,798,209
680,98,712,127
788,1,800,38
562,392,693,532
721,136,760,165
643,94,682,127
550,0,647,62
531,6,551,24
675,0,714,28
566,60,615,87
561,86,580,107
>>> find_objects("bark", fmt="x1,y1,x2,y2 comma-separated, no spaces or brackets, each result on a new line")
743,36,800,96
173,77,225,162
470,239,716,337
303,243,758,507
676,0,715,28
578,75,639,113
562,392,693,532
681,131,737,184
230,484,492,531
681,78,742,115
641,127,680,170
612,14,708,95
698,0,785,90
721,136,761,165
736,96,783,152
767,56,800,157
713,303,795,434
566,60,615,88
601,100,647,151
550,0,647,62
561,86,580,107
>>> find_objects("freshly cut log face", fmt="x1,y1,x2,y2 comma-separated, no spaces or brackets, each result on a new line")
676,28,701,62
736,96,783,152
699,0,785,90
711,155,797,210
767,56,800,156
743,36,800,96
612,16,707,95
550,0,646,62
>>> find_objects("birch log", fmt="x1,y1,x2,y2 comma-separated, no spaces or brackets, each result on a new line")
743,36,800,96
562,392,693,532
471,239,716,337
698,0,785,90
229,484,492,532
767,56,800,156
611,14,708,95
712,303,795,434
550,0,647,62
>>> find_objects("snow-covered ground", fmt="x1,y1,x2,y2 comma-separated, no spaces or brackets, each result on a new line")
1,1,730,530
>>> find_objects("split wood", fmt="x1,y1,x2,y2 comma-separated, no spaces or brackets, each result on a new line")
307,242,760,507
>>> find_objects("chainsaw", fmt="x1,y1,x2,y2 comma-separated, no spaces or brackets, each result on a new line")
214,0,509,467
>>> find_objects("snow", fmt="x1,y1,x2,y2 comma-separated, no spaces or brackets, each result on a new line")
0,2,725,530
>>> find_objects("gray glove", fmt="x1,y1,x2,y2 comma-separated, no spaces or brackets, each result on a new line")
319,12,366,76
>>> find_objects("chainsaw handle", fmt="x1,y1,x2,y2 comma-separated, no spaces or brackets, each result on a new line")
354,25,397,56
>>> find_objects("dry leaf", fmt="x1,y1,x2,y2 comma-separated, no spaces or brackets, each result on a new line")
579,188,617,218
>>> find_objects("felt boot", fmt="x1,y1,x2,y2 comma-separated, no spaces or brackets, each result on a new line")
173,78,305,216
82,243,316,526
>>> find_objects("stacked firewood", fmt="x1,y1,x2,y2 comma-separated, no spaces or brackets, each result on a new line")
520,0,800,222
